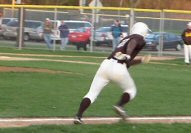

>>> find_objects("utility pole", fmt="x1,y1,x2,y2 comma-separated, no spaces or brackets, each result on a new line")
129,0,140,33
16,0,25,49
89,0,103,52
11,0,15,17
79,0,87,13
118,0,124,20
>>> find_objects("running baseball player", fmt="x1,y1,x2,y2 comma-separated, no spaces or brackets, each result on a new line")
181,22,191,65
74,22,151,124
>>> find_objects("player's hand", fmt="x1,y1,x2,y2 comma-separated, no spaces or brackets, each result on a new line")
141,54,151,64
114,52,131,61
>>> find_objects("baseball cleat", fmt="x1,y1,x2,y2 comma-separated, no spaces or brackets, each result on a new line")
73,116,83,124
113,105,127,120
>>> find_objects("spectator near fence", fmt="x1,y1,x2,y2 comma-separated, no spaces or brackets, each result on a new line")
43,18,53,49
111,20,123,51
58,20,69,50
181,22,191,65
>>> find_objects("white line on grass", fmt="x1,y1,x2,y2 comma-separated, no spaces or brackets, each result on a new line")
0,116,191,124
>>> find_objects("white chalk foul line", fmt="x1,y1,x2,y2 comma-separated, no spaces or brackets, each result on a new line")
129,116,191,120
0,117,191,128
0,116,191,123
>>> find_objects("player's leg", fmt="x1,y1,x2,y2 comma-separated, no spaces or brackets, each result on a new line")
184,44,189,64
113,92,130,120
74,77,109,123
116,92,131,107
117,76,136,106
113,67,137,119
74,60,110,124
188,45,191,63
74,98,91,124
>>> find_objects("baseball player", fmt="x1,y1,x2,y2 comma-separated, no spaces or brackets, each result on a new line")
74,22,151,124
181,22,191,65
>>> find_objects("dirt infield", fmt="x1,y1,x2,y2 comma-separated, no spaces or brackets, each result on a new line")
0,116,191,128
0,55,178,74
0,66,83,75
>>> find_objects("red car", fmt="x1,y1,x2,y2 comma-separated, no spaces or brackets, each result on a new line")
69,27,91,51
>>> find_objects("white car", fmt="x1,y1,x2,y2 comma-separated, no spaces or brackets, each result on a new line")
0,18,17,38
3,19,44,41
94,27,113,46
94,25,128,47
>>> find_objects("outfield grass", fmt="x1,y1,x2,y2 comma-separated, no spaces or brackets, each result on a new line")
0,47,190,132
0,48,190,117
0,123,191,133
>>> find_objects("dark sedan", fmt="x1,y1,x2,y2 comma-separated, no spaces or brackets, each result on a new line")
144,32,184,51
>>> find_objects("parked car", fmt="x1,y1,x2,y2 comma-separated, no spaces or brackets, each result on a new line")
94,25,128,46
49,20,92,41
69,27,91,51
145,32,184,51
0,18,17,39
3,19,43,41
65,20,92,33
94,27,113,46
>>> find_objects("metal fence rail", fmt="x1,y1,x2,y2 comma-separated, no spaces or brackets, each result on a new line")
0,4,190,56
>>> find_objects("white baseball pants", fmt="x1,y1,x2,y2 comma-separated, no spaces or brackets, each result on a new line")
184,44,191,63
84,59,137,103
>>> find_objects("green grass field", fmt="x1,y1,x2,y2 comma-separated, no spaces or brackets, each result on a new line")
0,47,190,132
0,123,191,133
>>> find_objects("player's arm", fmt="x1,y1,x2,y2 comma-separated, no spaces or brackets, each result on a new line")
113,39,137,61
127,59,142,66
126,39,138,59
181,30,186,44
125,39,151,67
127,55,151,67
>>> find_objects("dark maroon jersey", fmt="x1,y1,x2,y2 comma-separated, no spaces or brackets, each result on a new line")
181,29,191,45
108,34,146,64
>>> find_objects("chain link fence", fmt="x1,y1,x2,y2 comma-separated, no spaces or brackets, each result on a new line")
0,5,190,56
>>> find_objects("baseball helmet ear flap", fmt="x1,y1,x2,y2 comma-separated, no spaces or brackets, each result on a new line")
130,22,150,37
